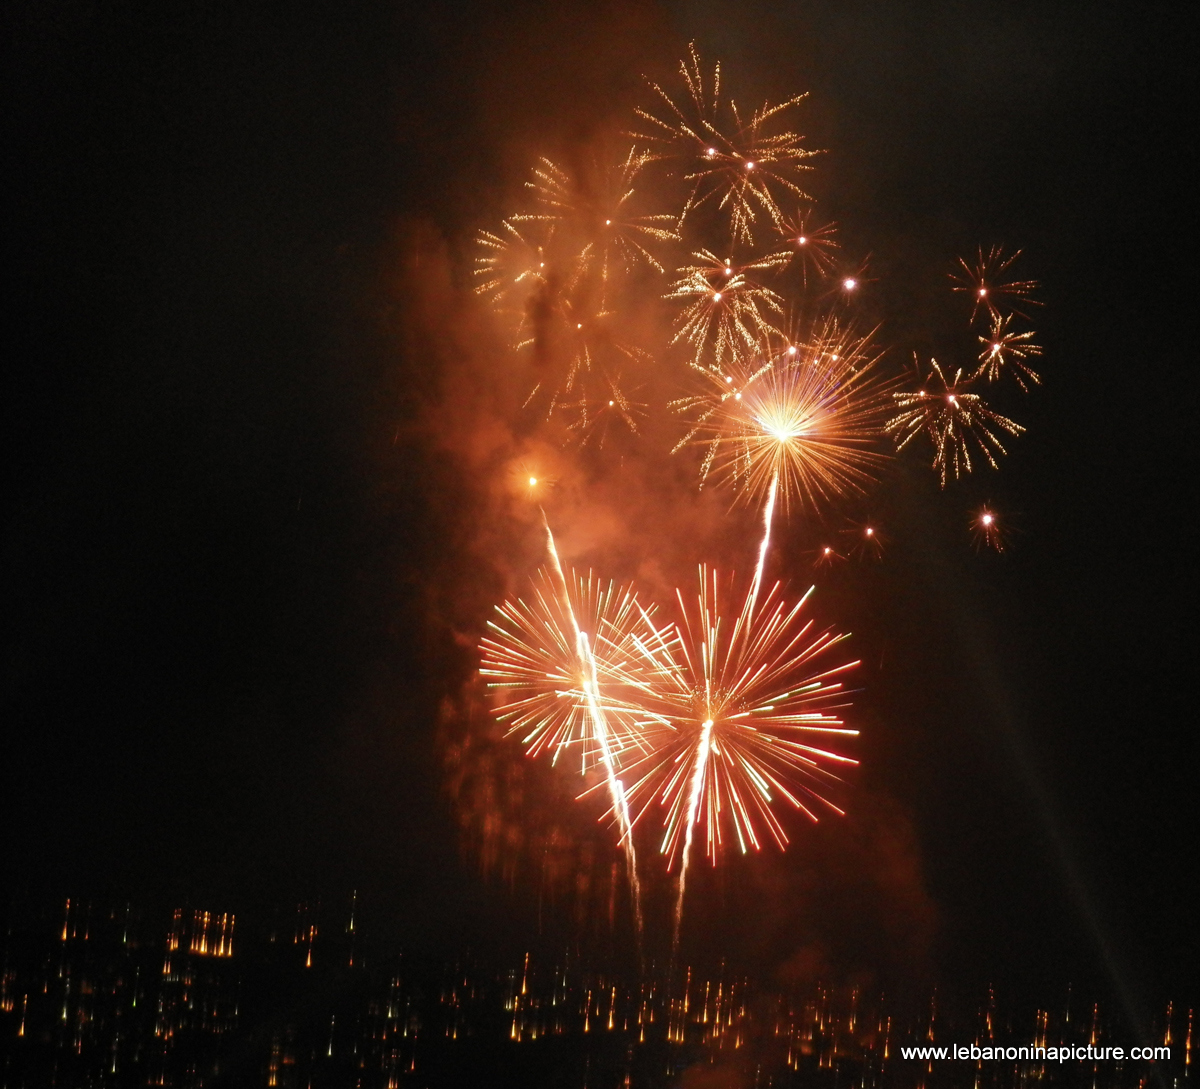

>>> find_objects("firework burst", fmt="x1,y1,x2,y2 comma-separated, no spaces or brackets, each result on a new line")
474,219,551,337
971,506,1006,552
952,244,1041,322
616,567,858,877
665,249,786,367
775,210,840,286
673,321,891,513
479,565,660,771
519,151,679,297
887,358,1025,486
564,370,649,448
975,313,1043,389
634,44,820,244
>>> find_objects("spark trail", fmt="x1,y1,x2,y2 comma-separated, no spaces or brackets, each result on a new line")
540,514,644,935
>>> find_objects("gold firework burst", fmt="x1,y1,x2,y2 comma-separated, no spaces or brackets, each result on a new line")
479,566,663,773
633,44,820,244
673,321,891,512
887,358,1025,486
975,313,1042,389
952,245,1040,322
665,249,786,367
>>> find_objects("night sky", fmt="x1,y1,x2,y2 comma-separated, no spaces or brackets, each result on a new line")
3,0,1195,1016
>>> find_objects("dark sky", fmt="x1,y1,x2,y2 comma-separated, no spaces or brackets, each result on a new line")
3,0,1195,1014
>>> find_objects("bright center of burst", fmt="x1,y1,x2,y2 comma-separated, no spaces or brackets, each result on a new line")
979,287,987,296
843,278,857,290
608,400,614,407
866,528,874,536
745,162,755,170
712,292,722,301
798,236,807,244
528,477,537,486
982,514,994,525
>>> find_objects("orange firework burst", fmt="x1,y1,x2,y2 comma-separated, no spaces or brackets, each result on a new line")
673,321,891,513
633,44,820,244
775,210,840,286
518,150,679,296
563,370,649,448
479,565,661,772
617,567,859,869
473,218,550,337
952,244,1041,322
665,249,786,367
887,358,1025,486
476,149,670,438
975,313,1043,389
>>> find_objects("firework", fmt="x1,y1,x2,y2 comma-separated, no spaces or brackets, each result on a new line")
887,358,1025,486
616,567,858,880
479,565,658,771
674,321,891,513
971,506,1006,552
813,544,845,570
519,150,679,299
665,249,786,367
975,313,1043,389
564,370,649,448
775,210,840,286
952,245,1041,322
844,521,885,561
474,219,551,335
465,46,1048,934
509,461,558,502
633,44,820,244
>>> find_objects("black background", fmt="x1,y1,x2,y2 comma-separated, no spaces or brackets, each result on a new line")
3,0,1196,1015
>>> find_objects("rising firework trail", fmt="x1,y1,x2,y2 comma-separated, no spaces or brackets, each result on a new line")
479,518,648,934
541,517,644,934
747,470,778,621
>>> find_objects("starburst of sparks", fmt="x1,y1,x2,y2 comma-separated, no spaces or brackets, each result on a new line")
479,565,661,772
518,151,679,295
564,371,649,448
887,358,1025,486
952,244,1041,323
673,321,891,512
665,249,787,367
473,219,550,338
616,567,859,870
775,210,840,286
975,313,1043,389
971,506,1006,552
633,45,820,244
